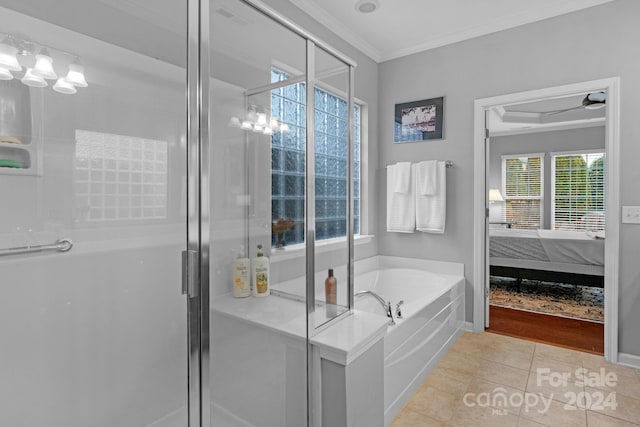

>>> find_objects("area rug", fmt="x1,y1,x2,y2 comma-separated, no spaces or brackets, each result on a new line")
490,276,604,323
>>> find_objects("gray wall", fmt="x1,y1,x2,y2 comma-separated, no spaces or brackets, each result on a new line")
378,0,640,356
490,126,606,229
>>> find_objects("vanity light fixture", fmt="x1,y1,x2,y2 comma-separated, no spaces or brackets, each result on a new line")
228,104,287,135
53,77,77,94
32,48,57,80
0,37,22,72
64,59,88,87
21,68,47,87
0,67,13,80
0,33,88,94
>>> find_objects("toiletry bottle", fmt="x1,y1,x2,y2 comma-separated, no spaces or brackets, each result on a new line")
232,251,251,298
325,269,337,317
252,244,270,297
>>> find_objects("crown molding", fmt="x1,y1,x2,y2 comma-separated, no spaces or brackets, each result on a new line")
291,0,614,63
290,0,382,62
379,0,614,62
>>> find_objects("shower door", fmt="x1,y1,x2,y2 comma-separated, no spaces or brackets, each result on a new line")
0,1,194,426
207,1,356,426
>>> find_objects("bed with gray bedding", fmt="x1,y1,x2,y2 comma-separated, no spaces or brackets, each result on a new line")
489,228,605,286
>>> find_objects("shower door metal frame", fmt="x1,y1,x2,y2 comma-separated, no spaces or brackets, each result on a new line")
196,1,357,426
186,0,210,426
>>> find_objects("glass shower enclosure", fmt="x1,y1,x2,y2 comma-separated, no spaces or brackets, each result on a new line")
0,0,355,425
208,1,356,425
0,0,190,426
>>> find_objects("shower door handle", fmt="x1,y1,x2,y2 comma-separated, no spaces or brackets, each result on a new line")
182,250,199,298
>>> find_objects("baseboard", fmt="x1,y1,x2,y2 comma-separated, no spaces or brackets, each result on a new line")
462,321,475,332
618,352,640,370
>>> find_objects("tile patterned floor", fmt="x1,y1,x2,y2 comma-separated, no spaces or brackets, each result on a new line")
391,332,640,427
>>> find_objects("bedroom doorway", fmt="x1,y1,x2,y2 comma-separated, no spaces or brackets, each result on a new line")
473,78,620,362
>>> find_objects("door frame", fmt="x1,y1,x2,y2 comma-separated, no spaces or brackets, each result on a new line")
472,77,621,363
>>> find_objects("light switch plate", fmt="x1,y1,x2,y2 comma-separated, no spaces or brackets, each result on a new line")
622,206,640,224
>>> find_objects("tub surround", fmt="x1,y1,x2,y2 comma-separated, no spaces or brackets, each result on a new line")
212,255,465,427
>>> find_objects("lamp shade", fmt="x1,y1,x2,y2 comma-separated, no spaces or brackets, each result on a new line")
52,77,76,94
489,188,504,202
64,62,87,87
0,67,13,80
0,42,22,72
32,50,57,80
21,68,47,87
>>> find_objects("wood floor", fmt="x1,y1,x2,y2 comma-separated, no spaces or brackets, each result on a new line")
487,305,604,354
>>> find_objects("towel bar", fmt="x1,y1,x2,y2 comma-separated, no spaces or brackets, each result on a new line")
386,160,454,168
0,238,73,257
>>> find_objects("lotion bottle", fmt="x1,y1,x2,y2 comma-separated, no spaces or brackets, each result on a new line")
325,269,337,317
252,244,270,297
232,250,251,298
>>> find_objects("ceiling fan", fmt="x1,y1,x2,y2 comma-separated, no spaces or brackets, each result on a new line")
542,92,607,115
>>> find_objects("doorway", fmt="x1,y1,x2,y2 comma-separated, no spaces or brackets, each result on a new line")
473,78,621,362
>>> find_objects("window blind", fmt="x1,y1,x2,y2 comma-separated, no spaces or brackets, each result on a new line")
502,155,543,229
552,152,605,230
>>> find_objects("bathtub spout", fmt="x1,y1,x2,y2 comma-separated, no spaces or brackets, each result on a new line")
355,290,395,325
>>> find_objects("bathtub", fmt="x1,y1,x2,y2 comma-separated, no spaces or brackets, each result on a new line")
353,261,465,426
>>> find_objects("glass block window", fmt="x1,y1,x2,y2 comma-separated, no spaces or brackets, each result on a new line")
75,130,168,222
501,154,543,229
552,151,605,231
271,69,361,246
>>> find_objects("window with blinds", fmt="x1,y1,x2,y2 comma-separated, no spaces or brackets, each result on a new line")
552,151,605,231
501,154,543,229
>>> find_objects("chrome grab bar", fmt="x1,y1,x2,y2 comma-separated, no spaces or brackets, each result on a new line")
0,238,73,257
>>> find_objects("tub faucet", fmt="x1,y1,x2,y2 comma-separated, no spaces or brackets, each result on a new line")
355,290,395,325
395,300,404,319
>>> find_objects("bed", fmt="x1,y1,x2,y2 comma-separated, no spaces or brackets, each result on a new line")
489,228,605,287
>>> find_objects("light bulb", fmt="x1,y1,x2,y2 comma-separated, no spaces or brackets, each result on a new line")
256,113,268,127
32,49,57,80
0,41,22,72
0,67,13,80
21,68,47,87
64,62,87,87
53,77,76,94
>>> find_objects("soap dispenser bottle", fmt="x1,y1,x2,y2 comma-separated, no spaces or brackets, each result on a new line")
252,244,270,297
232,250,251,298
325,269,337,317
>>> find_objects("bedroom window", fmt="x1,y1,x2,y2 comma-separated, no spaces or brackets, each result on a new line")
552,150,605,231
270,68,361,246
501,154,543,229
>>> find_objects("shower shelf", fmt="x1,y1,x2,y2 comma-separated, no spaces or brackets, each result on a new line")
0,141,41,176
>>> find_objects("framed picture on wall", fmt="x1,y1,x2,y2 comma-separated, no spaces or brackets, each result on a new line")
394,96,444,143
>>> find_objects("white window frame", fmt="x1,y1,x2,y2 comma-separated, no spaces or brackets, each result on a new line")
550,149,605,230
501,152,544,229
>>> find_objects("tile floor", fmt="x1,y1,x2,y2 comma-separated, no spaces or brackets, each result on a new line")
391,332,640,427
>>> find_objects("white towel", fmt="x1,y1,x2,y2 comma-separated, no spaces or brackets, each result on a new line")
387,163,415,232
416,160,437,195
415,161,446,233
390,162,412,193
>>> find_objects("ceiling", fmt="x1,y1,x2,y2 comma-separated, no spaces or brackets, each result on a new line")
489,93,606,136
290,0,615,63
